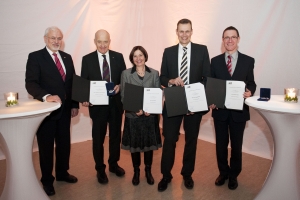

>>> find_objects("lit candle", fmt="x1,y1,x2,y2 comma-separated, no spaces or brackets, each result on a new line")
7,93,15,101
287,91,295,98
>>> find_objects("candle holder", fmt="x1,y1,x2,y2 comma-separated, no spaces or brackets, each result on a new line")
4,92,18,107
284,88,298,103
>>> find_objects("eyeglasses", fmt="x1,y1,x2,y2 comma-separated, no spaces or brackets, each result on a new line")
223,36,238,41
48,37,63,41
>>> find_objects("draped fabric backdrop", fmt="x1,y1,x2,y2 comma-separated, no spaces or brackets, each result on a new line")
0,0,299,160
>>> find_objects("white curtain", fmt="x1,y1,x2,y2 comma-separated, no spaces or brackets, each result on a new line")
1,0,299,160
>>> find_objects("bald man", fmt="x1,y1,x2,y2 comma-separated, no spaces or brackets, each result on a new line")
25,26,79,196
81,30,126,184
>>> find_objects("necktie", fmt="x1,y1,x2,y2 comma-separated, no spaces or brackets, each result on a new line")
53,53,66,81
102,55,110,82
180,47,188,84
227,55,232,76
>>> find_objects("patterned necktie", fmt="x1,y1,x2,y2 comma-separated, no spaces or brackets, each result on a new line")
53,53,66,81
102,55,110,82
227,55,232,76
180,47,188,84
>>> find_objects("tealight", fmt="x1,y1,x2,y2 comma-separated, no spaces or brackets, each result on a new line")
284,88,298,103
4,92,18,107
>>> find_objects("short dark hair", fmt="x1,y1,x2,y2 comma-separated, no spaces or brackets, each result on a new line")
177,18,192,30
129,46,148,65
222,26,239,38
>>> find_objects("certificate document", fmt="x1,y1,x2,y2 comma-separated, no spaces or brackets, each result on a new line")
184,83,208,112
89,81,109,105
143,88,162,114
224,81,245,110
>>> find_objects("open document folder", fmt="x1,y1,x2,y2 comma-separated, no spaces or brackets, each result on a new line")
164,82,208,117
72,75,108,105
206,77,245,110
123,83,162,114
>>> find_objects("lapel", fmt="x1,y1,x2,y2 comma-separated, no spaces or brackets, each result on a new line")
130,66,152,85
42,48,65,82
91,51,102,80
232,51,242,79
171,44,179,76
108,51,116,82
219,53,232,79
189,43,196,80
59,50,72,82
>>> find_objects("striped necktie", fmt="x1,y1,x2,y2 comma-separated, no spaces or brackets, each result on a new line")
53,53,65,81
180,47,188,84
102,55,110,82
227,55,232,76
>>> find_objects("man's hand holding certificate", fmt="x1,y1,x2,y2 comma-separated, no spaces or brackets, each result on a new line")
72,75,111,105
184,83,208,112
206,77,246,110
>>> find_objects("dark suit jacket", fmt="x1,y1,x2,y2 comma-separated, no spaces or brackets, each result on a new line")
211,51,256,122
160,42,210,115
25,47,79,120
160,42,210,87
81,50,126,119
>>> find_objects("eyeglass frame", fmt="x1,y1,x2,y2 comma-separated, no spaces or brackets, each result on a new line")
47,37,63,42
223,36,239,41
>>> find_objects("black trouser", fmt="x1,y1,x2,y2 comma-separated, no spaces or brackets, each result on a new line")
161,104,202,179
91,100,122,172
37,108,71,186
214,115,246,178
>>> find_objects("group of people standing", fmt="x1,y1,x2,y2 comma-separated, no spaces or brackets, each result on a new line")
25,18,256,196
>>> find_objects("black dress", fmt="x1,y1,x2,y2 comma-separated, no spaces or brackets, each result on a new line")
121,75,162,153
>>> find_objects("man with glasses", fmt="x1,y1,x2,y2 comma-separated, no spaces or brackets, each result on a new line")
209,26,256,190
25,26,79,196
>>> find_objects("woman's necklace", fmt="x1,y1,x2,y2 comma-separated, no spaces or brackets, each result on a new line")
136,67,145,76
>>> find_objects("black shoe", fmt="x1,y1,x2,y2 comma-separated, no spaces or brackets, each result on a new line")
109,165,125,177
132,170,140,186
183,176,194,189
228,177,238,190
145,170,154,185
56,174,78,183
158,178,171,192
43,185,55,196
97,171,108,184
215,175,228,186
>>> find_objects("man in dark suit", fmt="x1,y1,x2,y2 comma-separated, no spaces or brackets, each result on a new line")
81,29,126,184
210,26,256,190
158,19,210,191
25,26,79,196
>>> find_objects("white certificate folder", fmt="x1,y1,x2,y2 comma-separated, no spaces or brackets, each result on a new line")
164,82,208,117
206,77,245,110
123,83,162,114
72,75,108,105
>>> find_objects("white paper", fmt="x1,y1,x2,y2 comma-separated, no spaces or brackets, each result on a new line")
89,81,109,105
224,81,245,110
143,88,162,114
184,82,208,112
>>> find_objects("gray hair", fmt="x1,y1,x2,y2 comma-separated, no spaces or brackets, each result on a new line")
44,26,63,37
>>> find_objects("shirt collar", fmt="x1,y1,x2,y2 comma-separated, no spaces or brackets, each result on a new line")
131,65,151,74
97,50,109,57
225,51,238,60
179,42,191,50
46,46,60,56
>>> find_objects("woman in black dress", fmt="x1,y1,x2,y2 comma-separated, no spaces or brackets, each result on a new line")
120,46,162,186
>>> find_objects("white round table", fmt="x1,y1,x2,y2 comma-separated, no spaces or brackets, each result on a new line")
245,95,300,200
0,99,60,200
